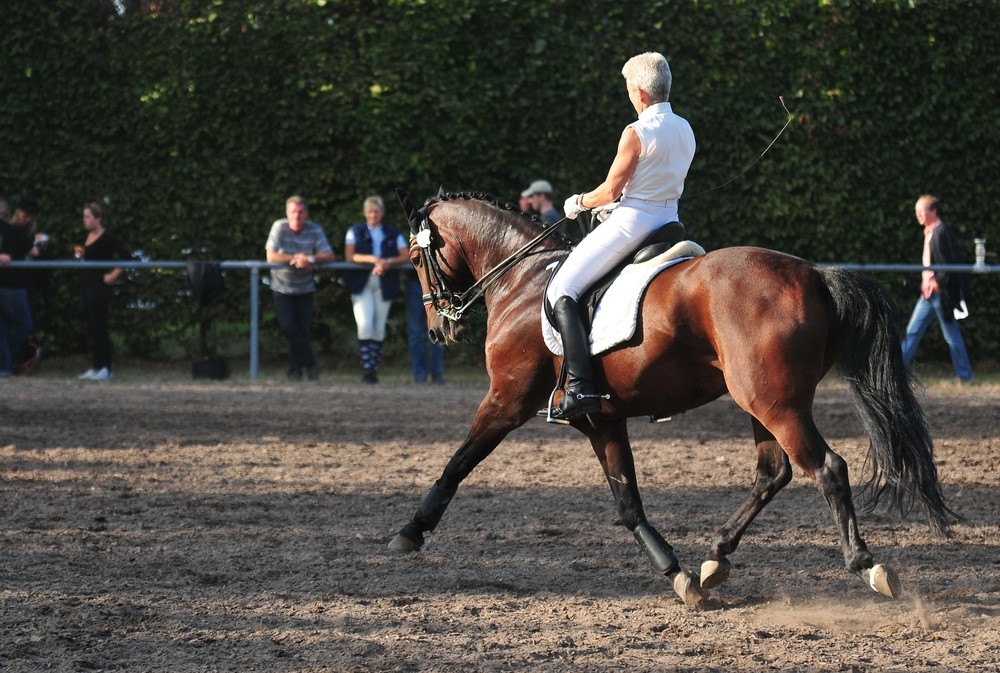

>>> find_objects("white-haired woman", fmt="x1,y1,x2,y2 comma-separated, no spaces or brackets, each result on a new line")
547,51,696,421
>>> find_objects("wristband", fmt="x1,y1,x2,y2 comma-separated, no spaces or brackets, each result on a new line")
307,255,317,264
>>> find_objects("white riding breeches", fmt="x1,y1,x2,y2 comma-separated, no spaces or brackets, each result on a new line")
546,197,679,304
352,273,393,340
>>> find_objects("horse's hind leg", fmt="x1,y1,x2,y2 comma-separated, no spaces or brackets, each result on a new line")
767,412,901,598
586,419,704,607
701,417,793,589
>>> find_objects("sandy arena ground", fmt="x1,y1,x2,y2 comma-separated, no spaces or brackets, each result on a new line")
1,372,998,672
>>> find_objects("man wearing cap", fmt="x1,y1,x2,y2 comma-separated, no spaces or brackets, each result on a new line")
521,179,562,226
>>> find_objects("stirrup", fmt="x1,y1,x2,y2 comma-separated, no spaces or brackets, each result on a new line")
543,387,607,425
543,387,570,425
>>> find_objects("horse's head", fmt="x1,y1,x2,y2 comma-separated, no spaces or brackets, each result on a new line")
397,189,474,345
396,189,570,346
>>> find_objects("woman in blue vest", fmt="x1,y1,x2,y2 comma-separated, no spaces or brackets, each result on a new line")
344,195,409,383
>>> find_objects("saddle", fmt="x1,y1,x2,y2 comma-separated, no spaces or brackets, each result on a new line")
544,220,688,328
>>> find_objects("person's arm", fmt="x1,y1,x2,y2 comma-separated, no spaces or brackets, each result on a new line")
9,226,34,260
578,127,641,209
288,249,335,269
344,243,363,264
265,221,300,265
104,234,130,285
344,237,394,268
0,226,32,264
933,225,969,305
370,236,409,276
267,248,297,264
345,245,380,266
303,230,336,268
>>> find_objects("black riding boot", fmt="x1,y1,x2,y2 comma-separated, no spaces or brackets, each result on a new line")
551,296,604,421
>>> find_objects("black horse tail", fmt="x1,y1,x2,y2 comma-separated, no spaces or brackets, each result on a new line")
819,267,956,535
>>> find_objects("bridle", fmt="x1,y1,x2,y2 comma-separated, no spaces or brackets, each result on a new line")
409,203,568,323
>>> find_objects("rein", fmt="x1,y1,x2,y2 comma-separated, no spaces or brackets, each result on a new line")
412,208,568,322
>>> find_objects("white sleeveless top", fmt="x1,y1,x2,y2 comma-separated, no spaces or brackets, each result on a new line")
622,102,696,203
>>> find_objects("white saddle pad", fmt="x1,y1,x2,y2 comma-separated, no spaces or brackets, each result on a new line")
542,241,705,357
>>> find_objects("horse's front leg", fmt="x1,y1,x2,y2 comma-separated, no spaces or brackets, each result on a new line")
389,383,543,553
585,418,704,607
388,426,510,552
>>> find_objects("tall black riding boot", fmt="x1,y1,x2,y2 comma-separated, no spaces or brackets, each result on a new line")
552,296,604,421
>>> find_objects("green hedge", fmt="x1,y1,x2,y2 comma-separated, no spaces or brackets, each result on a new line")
2,0,997,368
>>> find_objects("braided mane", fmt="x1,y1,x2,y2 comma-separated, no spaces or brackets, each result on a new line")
423,191,573,247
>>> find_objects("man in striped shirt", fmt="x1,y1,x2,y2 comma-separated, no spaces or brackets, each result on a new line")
265,195,336,381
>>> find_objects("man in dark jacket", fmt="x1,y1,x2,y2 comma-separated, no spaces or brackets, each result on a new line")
901,194,972,381
0,216,34,376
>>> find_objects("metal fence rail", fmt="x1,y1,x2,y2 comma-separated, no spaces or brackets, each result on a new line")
11,258,999,379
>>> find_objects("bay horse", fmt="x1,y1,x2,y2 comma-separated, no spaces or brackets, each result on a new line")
390,191,953,606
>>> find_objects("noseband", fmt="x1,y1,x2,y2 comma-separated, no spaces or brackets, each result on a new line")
410,206,567,323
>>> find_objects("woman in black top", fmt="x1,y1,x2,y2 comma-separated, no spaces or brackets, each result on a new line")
78,202,130,381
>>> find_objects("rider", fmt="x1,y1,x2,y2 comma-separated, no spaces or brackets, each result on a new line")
548,51,696,422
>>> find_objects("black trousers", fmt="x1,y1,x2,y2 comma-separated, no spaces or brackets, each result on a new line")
272,291,317,373
81,282,113,370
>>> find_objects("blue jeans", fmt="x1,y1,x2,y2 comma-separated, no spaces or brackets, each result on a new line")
0,287,32,374
406,279,443,381
901,292,972,380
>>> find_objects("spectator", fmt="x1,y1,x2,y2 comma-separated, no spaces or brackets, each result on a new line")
0,212,34,377
12,196,54,341
265,195,335,381
901,194,973,381
520,179,561,225
344,195,408,383
0,189,13,223
406,271,444,384
518,193,536,216
77,202,131,381
12,196,39,229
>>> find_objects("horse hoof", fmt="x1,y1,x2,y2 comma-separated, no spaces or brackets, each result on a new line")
387,533,421,553
700,558,732,589
865,563,902,598
669,569,706,609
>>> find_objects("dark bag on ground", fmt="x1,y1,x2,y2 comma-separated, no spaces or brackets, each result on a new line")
186,261,229,380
